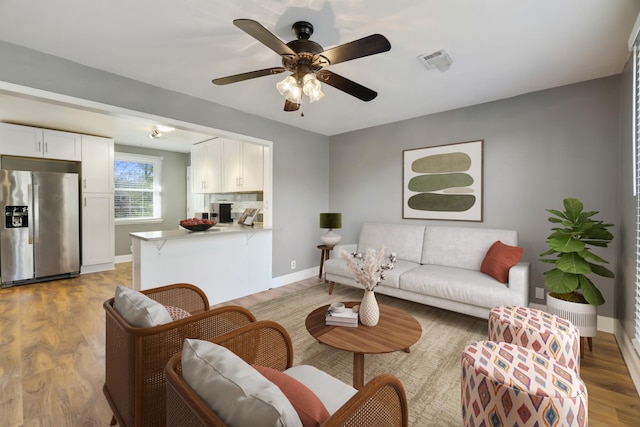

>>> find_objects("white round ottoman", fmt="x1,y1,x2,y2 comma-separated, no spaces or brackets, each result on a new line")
461,341,588,427
489,305,580,375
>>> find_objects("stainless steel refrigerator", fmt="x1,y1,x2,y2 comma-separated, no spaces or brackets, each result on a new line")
0,170,80,286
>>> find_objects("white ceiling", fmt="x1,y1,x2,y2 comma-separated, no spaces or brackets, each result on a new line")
0,0,638,151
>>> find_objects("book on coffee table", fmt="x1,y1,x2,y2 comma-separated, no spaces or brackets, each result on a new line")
326,307,358,327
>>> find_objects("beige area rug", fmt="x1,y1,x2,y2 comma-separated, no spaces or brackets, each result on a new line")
248,284,489,427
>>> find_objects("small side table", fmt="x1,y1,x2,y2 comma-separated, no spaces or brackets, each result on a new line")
317,244,335,281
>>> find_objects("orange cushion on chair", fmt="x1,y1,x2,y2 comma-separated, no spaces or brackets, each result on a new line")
480,240,524,283
253,365,330,427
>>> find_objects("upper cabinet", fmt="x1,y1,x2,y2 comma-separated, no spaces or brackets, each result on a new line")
81,135,114,193
191,139,263,194
191,139,222,193
222,139,263,192
0,122,81,161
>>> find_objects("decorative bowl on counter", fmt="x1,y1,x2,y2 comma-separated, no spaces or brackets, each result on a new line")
179,218,216,232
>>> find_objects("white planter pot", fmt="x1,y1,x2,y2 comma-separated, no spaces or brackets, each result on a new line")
546,294,597,337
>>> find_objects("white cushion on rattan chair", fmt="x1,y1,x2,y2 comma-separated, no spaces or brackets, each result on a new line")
182,338,303,427
113,285,172,327
283,365,357,414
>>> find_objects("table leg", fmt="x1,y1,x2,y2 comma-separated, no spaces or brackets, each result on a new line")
318,250,324,278
353,352,365,390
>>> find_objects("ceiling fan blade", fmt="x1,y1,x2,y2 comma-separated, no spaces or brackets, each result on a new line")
284,99,300,112
234,19,297,57
317,70,378,102
212,67,286,85
317,34,391,66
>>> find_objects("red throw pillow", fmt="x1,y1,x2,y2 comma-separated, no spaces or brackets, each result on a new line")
253,365,330,427
480,241,524,283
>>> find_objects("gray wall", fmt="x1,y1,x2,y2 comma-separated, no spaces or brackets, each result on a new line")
0,40,330,278
113,144,189,256
329,76,622,317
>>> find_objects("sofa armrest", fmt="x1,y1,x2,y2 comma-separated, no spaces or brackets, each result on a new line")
508,262,530,307
332,243,358,259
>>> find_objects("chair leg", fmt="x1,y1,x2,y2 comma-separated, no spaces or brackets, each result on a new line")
328,281,334,295
587,337,593,352
110,415,117,426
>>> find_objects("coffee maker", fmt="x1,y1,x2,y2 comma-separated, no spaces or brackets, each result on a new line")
210,202,233,223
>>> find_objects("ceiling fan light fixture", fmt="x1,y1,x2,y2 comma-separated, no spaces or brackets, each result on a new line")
303,73,325,103
276,75,302,103
149,129,162,139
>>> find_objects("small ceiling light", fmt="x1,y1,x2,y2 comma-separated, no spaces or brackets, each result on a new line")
302,73,325,103
418,49,454,72
149,129,162,139
276,75,302,103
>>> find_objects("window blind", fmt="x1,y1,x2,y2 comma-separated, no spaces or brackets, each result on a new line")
634,43,640,349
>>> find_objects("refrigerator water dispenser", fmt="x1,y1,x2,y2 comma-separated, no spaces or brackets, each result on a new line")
5,206,28,228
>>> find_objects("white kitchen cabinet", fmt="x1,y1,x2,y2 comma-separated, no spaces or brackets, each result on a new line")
81,135,115,272
81,135,114,193
191,139,222,193
82,192,115,267
222,139,263,192
0,122,81,161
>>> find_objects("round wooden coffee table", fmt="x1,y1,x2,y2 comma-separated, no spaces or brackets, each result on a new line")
305,302,422,389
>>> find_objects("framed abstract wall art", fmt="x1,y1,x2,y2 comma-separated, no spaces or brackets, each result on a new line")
403,140,483,221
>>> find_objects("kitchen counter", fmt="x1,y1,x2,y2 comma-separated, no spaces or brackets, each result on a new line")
130,223,272,304
129,223,270,241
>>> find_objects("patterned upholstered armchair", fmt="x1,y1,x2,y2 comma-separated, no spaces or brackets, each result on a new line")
165,320,409,427
103,283,256,427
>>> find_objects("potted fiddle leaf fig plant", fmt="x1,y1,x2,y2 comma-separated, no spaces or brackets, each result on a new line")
539,197,614,337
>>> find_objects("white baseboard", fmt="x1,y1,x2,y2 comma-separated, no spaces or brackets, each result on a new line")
271,267,317,288
80,262,114,274
614,320,640,396
115,254,132,264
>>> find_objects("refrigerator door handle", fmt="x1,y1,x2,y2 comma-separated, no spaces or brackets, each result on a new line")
28,184,34,244
32,184,39,245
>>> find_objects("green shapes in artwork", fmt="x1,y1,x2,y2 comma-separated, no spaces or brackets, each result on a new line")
408,193,476,212
408,173,473,192
412,152,471,173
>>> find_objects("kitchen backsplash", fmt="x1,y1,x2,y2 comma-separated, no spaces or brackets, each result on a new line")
209,192,263,223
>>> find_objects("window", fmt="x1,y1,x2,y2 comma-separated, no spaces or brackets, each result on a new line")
114,153,162,223
634,42,640,352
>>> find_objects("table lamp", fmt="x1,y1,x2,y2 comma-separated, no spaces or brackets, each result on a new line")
319,213,342,246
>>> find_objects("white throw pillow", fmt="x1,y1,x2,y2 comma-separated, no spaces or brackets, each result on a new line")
181,338,302,427
113,285,172,327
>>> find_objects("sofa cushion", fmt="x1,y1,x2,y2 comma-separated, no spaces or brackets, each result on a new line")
283,365,357,415
113,285,172,327
400,265,522,309
421,227,518,270
357,223,425,264
254,365,330,427
480,241,524,283
181,339,302,427
325,257,420,289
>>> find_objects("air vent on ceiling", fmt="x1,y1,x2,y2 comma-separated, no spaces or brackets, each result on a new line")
418,49,453,72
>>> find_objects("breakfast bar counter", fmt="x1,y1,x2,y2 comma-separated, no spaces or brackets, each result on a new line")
130,224,272,304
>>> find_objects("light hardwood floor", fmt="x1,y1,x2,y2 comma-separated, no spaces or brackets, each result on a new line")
0,263,639,426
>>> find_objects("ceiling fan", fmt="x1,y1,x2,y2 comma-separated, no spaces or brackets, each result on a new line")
212,19,391,112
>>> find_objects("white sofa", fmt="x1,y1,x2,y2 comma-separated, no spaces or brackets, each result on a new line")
324,223,530,319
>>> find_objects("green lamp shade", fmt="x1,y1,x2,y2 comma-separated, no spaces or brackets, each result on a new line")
319,213,342,229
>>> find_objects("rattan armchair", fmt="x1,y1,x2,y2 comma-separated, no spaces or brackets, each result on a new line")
103,283,256,427
165,320,409,427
